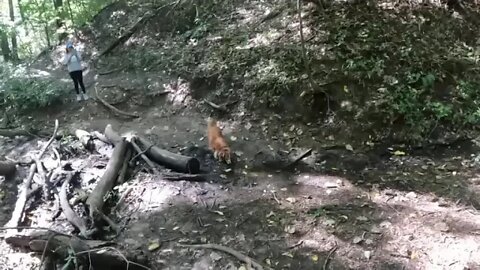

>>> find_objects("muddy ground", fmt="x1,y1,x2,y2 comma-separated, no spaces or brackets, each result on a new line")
1,50,480,270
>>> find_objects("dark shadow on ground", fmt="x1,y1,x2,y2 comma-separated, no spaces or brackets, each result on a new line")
118,196,409,269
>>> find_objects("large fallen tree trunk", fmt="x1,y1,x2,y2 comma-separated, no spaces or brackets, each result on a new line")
104,124,123,145
137,136,200,174
0,161,16,176
75,129,95,151
86,138,128,221
4,230,149,270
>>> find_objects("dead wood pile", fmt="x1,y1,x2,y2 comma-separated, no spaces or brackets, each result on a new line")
1,120,203,270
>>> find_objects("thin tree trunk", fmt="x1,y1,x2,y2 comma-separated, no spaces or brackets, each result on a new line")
44,24,51,47
53,0,67,41
17,0,28,35
8,0,19,61
0,30,11,62
66,0,75,26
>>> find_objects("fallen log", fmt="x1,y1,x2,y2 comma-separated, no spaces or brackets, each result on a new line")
104,124,123,145
131,137,160,174
137,136,200,174
0,161,16,176
59,172,89,238
86,139,128,221
4,120,59,235
91,130,110,144
75,129,95,151
4,229,149,270
117,147,132,185
3,163,36,233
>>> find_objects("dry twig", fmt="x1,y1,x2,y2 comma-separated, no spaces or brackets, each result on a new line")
178,243,270,270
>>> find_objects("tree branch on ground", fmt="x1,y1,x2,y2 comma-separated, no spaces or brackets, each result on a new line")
95,86,140,118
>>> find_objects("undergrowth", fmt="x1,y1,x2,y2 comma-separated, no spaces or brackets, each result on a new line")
0,65,69,115
318,5,480,140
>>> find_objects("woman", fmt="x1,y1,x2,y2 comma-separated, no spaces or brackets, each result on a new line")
62,41,88,101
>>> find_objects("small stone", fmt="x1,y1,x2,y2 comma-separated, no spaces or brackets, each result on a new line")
210,252,222,261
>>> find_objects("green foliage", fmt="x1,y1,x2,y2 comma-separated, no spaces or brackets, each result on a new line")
0,66,69,113
13,0,113,58
321,5,480,139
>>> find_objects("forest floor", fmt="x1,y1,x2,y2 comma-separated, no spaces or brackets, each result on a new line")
1,1,480,269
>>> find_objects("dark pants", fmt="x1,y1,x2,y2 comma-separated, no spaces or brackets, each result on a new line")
69,70,86,94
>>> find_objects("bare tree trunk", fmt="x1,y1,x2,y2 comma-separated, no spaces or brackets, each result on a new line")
17,0,28,35
53,0,67,42
44,24,51,47
0,30,11,62
66,0,75,29
8,0,19,61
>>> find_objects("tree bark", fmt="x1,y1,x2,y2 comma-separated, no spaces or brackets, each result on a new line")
86,139,128,220
0,30,11,62
137,136,201,174
53,0,67,41
0,161,16,177
8,0,19,61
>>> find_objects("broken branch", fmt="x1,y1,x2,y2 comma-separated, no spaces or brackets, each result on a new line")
131,137,160,174
59,172,89,238
95,86,140,118
284,148,312,169
5,230,148,270
86,138,128,222
202,99,238,112
104,124,123,145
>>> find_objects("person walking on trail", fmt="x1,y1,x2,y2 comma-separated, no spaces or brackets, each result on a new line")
62,41,88,102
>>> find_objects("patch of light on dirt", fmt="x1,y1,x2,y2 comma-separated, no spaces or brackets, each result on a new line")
427,238,479,269
0,251,40,270
294,173,352,191
377,0,443,9
117,177,181,215
235,31,282,50
235,7,260,25
290,21,313,42
164,79,191,106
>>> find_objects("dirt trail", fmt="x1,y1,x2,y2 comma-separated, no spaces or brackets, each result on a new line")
1,54,480,270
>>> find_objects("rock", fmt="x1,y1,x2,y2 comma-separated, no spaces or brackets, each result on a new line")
210,252,222,262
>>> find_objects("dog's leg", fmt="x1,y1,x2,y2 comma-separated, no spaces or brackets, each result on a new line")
213,151,219,160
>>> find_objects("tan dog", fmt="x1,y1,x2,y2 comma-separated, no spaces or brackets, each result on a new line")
207,117,232,164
